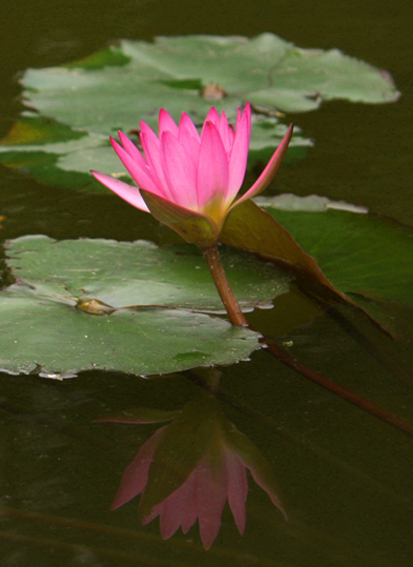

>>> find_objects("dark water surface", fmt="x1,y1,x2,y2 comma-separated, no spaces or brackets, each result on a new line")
0,0,412,565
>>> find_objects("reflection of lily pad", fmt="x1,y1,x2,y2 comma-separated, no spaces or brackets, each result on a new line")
0,235,289,377
0,33,398,190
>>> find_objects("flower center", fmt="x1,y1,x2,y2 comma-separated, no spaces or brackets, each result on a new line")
202,194,229,227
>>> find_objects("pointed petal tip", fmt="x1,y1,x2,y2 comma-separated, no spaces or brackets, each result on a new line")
204,106,220,125
110,500,122,511
159,108,179,136
90,169,109,184
110,136,122,152
231,122,294,208
117,130,129,142
91,170,150,212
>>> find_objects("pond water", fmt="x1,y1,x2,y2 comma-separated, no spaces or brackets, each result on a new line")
0,0,412,565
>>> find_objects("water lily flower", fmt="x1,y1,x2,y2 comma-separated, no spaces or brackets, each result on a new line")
92,104,293,248
97,395,285,549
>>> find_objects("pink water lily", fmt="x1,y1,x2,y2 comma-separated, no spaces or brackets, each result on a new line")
99,397,286,549
134,429,285,549
92,103,293,248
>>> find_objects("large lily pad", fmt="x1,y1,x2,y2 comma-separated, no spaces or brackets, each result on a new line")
248,195,413,334
5,235,289,311
219,194,413,335
255,195,413,308
0,235,289,377
0,33,398,190
22,34,399,128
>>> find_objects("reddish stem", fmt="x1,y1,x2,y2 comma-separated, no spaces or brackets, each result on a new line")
262,337,413,438
203,245,248,327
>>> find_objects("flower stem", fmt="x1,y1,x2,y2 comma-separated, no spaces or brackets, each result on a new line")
203,245,248,327
261,337,413,438
203,244,413,438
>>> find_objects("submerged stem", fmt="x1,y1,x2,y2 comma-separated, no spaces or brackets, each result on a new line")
262,337,413,438
203,245,248,327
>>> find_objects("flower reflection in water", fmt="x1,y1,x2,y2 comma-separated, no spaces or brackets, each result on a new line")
97,393,285,549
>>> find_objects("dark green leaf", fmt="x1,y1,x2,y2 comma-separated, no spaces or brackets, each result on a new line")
252,195,413,331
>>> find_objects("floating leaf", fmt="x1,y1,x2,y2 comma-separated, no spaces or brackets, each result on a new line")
21,34,400,128
5,235,289,311
0,235,290,377
220,194,413,335
0,33,398,189
246,195,413,332
254,195,413,308
0,116,121,191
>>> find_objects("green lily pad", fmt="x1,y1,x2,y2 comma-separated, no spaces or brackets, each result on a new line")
0,235,290,377
254,194,413,307
251,195,413,332
22,34,399,128
219,194,413,335
6,235,289,311
0,116,118,191
0,33,398,190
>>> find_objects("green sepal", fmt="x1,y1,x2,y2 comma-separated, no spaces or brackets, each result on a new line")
141,189,219,248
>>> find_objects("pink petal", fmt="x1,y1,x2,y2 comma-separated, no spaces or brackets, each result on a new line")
216,111,232,152
141,452,228,549
178,475,200,534
158,475,198,539
178,112,201,165
159,108,179,137
234,124,293,206
139,120,160,151
227,124,235,151
111,427,166,510
224,450,248,534
203,106,220,128
110,137,161,196
139,124,173,201
225,104,251,204
118,131,146,164
91,171,150,212
178,112,200,142
197,122,229,210
141,463,199,538
178,126,201,168
161,131,199,210
196,456,228,549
